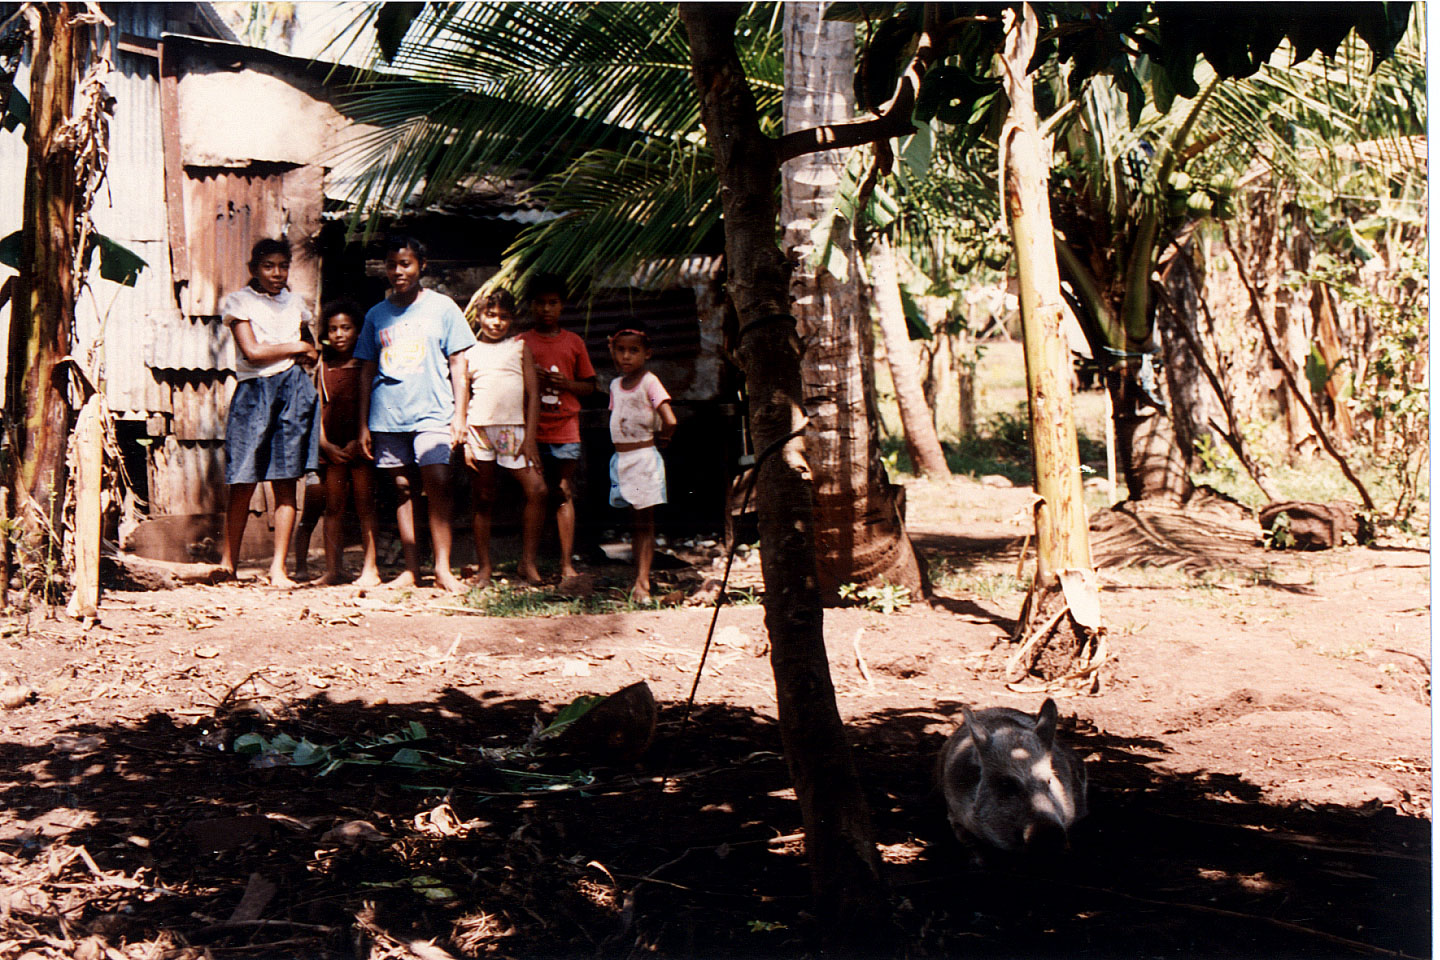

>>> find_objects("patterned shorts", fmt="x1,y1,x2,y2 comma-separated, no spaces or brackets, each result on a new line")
466,424,529,470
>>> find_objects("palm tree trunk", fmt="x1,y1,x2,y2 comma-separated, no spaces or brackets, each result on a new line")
869,234,950,478
8,3,80,543
680,2,886,943
780,1,924,597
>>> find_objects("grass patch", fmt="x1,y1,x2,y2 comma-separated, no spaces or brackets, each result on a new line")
459,582,659,617
929,559,1027,602
883,405,1108,486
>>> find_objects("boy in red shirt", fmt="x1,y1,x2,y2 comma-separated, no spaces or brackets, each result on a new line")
517,274,596,586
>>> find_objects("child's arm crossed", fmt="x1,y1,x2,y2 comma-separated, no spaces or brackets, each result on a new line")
229,317,317,368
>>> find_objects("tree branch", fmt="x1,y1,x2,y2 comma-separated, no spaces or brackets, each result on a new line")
775,14,943,166
1222,225,1375,511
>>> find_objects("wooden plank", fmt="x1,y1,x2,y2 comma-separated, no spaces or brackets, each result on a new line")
158,39,189,289
66,396,103,619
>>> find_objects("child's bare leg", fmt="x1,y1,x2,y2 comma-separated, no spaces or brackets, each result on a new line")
294,477,323,578
514,463,547,584
269,480,299,588
318,464,349,585
421,463,463,592
220,483,257,576
387,467,419,588
470,461,497,587
350,462,381,587
631,506,654,602
553,458,580,581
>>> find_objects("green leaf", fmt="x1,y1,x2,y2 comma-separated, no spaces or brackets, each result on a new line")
93,234,148,286
899,127,933,181
0,231,19,269
291,739,329,766
269,732,300,754
407,721,427,740
232,733,268,755
2,85,27,132
391,747,426,766
899,288,932,340
536,693,606,739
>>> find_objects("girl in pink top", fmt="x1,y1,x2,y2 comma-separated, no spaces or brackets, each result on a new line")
606,319,676,602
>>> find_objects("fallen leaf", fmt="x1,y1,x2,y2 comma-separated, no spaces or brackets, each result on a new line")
320,820,388,845
194,647,220,659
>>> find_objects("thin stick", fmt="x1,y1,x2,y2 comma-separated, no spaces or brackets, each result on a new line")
1223,226,1374,511
852,627,873,686
1006,603,1069,679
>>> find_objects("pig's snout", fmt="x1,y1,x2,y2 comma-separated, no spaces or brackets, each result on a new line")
1023,817,1069,856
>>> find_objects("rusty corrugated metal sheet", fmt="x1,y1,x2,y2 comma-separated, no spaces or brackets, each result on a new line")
180,166,324,321
148,435,225,514
166,373,234,441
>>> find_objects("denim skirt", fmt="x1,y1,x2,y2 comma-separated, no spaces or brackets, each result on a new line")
223,364,320,484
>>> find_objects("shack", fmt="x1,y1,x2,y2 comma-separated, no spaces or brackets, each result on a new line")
0,8,742,563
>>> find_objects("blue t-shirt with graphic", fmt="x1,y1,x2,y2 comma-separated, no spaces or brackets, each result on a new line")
356,289,477,433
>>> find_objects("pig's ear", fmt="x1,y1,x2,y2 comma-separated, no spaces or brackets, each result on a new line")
961,704,989,750
1035,698,1058,748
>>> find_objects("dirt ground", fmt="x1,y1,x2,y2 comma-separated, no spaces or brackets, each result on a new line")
0,476,1429,958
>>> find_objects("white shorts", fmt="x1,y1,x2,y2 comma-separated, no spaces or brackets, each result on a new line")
609,447,667,510
465,424,529,470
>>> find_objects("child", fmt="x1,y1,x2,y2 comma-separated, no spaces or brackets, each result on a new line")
295,300,382,586
517,274,596,589
219,237,320,587
460,288,547,587
606,319,676,602
355,236,476,592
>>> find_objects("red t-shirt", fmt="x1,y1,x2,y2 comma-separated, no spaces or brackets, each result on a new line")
519,328,595,444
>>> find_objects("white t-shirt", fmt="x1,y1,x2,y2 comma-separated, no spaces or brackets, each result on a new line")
467,337,526,427
608,371,671,444
219,285,312,382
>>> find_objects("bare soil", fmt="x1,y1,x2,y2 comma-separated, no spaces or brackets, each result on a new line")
0,476,1429,959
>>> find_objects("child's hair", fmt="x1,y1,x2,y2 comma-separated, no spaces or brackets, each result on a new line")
608,317,648,344
465,288,517,328
526,272,566,302
248,237,290,268
383,234,427,262
321,298,364,329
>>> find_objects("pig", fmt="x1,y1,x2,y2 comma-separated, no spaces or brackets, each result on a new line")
936,698,1087,855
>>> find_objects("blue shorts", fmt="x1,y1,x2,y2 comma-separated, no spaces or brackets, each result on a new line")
373,430,455,469
224,365,320,485
539,442,582,461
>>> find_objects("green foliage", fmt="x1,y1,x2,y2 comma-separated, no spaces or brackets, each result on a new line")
0,230,147,287
838,581,912,613
1262,511,1296,550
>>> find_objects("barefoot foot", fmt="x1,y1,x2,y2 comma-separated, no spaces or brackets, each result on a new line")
354,568,383,588
268,569,299,589
386,570,417,589
435,569,466,593
315,572,344,586
518,564,543,586
469,567,493,590
629,583,651,604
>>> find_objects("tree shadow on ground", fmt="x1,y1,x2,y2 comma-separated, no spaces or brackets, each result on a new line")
0,690,1428,958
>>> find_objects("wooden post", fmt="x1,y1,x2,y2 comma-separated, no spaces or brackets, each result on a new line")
66,395,103,619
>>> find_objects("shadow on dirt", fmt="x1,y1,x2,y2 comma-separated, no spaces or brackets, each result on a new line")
0,690,1429,958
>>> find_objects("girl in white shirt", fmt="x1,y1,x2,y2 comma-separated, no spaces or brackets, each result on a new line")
218,238,319,586
460,289,546,587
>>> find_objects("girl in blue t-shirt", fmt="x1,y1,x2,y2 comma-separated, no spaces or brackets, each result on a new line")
355,236,476,592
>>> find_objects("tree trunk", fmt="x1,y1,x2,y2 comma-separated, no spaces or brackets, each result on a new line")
780,2,924,598
8,3,80,542
1002,4,1093,585
680,2,886,944
1001,4,1101,682
870,234,951,479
